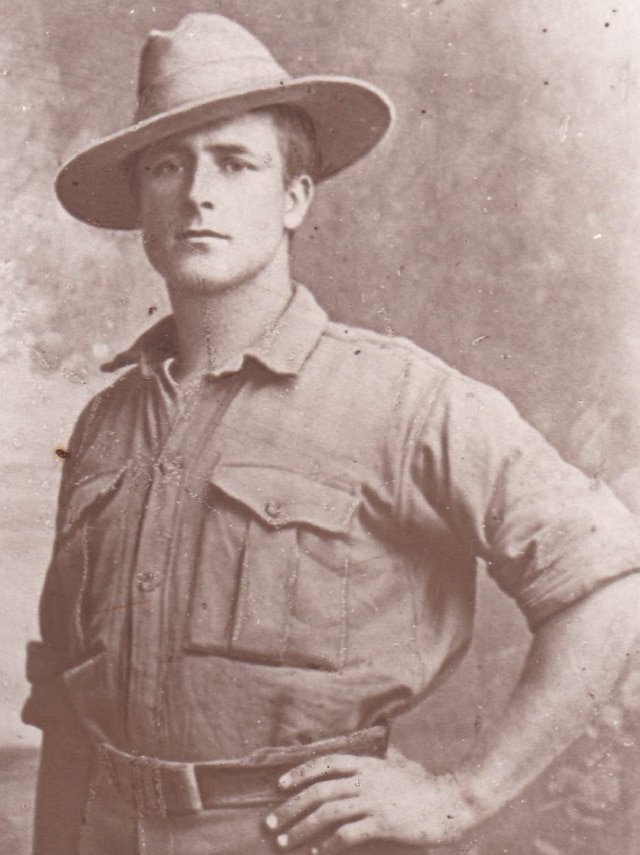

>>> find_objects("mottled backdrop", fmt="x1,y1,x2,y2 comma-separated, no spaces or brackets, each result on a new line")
2,0,640,852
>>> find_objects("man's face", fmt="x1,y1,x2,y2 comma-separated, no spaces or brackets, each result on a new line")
135,111,311,294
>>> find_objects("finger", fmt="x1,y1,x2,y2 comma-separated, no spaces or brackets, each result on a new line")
274,797,366,850
279,754,362,791
268,778,363,831
318,817,378,854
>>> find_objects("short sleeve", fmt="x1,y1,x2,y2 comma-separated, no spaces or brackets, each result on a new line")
403,371,640,630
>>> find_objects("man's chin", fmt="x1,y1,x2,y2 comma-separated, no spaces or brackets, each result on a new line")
169,267,238,295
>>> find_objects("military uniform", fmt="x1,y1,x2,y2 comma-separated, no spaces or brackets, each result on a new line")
23,285,640,853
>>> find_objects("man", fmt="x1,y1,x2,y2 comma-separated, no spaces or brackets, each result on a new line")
23,13,640,855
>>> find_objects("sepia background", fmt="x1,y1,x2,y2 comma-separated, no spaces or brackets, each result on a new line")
2,0,640,852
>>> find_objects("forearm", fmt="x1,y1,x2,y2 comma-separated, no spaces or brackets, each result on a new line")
455,571,640,823
265,574,640,852
33,724,96,855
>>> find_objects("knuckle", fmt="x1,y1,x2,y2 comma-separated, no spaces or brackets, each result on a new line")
316,754,339,774
278,790,309,818
298,782,326,809
315,801,340,823
293,762,312,780
336,825,356,844
294,813,323,840
316,779,342,800
311,756,338,777
294,791,315,812
279,797,297,817
309,813,328,835
287,765,307,787
310,781,329,803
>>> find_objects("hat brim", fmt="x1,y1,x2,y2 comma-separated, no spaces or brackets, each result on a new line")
55,76,394,230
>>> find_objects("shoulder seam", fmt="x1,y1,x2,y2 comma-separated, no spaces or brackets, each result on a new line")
322,321,456,376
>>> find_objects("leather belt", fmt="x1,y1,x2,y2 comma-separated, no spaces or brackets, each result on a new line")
98,725,389,816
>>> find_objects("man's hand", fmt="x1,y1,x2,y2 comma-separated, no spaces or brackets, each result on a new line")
265,576,640,853
264,747,477,853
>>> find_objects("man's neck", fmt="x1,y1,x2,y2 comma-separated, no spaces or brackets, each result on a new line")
166,259,294,384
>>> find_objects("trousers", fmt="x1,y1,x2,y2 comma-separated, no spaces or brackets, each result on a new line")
78,765,422,855
79,765,279,855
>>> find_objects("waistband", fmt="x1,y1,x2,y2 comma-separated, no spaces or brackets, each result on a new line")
98,725,389,816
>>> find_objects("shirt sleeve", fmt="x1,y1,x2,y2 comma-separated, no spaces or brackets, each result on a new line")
22,398,102,732
22,540,81,731
401,370,640,630
22,641,77,730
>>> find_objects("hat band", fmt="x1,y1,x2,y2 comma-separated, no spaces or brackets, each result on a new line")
136,57,291,122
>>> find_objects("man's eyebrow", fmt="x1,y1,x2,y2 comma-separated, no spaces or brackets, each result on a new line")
146,140,252,153
207,143,256,156
142,142,185,160
141,141,261,165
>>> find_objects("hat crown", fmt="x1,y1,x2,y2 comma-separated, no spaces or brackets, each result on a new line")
136,14,289,121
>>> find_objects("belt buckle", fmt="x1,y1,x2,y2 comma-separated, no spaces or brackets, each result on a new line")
158,760,203,814
100,744,203,815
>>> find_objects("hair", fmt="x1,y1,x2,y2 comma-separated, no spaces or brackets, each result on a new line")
258,104,321,186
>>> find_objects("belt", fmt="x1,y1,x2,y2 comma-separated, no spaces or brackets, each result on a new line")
98,725,389,816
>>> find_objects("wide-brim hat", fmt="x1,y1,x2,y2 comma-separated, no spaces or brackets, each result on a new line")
55,13,395,230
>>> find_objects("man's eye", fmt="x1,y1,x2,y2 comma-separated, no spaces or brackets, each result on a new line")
221,159,251,174
148,159,182,177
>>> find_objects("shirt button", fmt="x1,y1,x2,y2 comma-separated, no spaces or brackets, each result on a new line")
264,499,283,519
137,571,161,593
158,453,182,477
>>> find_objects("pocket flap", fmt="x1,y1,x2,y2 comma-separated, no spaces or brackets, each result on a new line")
209,464,359,534
61,466,129,535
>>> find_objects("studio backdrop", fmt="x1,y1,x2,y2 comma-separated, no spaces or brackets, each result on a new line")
2,1,640,852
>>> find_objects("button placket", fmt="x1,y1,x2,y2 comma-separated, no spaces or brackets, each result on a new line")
127,440,186,745
126,373,244,747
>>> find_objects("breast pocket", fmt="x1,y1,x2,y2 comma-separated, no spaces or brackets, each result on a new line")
56,466,131,643
185,463,360,671
59,467,129,538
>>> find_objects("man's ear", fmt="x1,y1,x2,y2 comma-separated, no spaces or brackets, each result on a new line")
283,174,314,231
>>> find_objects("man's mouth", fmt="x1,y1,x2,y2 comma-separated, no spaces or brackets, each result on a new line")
178,229,230,242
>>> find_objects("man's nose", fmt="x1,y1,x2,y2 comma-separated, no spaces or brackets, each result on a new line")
186,157,217,210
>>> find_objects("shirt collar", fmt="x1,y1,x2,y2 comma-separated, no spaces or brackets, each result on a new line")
101,283,328,379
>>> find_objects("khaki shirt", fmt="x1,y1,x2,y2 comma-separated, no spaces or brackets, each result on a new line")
23,284,640,763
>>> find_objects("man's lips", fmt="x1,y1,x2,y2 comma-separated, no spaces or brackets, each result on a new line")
178,228,230,241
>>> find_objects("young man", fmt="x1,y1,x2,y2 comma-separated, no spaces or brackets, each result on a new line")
23,13,640,855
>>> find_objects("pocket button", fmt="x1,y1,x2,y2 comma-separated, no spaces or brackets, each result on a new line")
264,499,283,520
137,571,161,592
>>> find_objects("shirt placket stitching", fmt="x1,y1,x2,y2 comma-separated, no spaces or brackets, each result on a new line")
277,531,300,662
163,373,247,629
127,475,182,746
74,526,91,650
338,553,351,673
135,373,246,751
154,379,215,744
231,541,251,645
126,379,195,748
